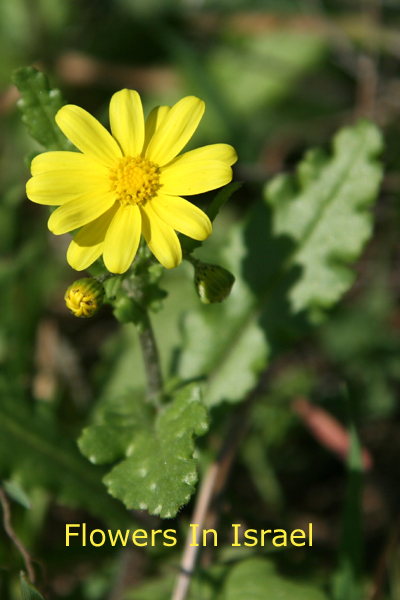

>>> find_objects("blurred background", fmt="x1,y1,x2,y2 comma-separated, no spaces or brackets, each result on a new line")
2,0,400,598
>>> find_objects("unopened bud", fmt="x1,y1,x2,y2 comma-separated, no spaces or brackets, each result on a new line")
65,278,104,318
193,261,235,304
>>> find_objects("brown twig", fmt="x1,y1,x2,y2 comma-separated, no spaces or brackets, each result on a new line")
355,0,381,121
171,463,220,600
171,392,257,600
0,485,36,583
355,52,379,121
292,397,373,470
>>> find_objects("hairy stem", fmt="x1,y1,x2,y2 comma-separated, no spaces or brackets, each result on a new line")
138,309,163,404
121,274,164,404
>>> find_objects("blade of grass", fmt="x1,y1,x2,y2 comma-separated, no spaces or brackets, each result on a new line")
332,419,364,600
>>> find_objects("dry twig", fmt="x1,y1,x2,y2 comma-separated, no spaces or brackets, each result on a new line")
0,485,36,583
171,394,257,600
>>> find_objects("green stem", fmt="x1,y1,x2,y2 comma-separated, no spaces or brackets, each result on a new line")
120,271,164,405
138,309,163,405
96,272,115,284
182,251,200,266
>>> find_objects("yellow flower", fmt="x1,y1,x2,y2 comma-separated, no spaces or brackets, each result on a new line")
26,90,237,273
65,277,104,318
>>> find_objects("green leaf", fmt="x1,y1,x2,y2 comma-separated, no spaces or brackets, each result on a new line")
178,121,383,407
0,386,129,527
12,67,73,152
103,275,124,301
332,422,364,600
79,383,209,518
112,294,145,326
241,434,284,509
20,573,45,600
266,120,383,321
2,479,32,510
123,575,175,600
223,558,328,600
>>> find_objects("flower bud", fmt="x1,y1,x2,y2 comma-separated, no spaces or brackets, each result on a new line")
193,261,235,304
65,278,104,318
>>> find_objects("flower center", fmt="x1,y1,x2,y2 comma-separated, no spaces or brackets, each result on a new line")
109,156,160,206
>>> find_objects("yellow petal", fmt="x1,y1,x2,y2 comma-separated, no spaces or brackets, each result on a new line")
67,203,119,270
27,170,108,205
103,203,141,274
56,105,122,167
48,188,116,234
31,151,107,176
109,89,145,157
151,193,212,240
145,96,205,166
142,105,170,155
140,202,182,269
160,160,232,196
166,143,237,167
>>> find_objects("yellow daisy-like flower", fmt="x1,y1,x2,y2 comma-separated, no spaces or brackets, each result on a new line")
26,90,237,274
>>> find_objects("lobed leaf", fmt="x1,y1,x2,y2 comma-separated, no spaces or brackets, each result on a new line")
79,383,209,518
178,121,383,407
222,558,328,600
267,120,383,320
12,67,73,152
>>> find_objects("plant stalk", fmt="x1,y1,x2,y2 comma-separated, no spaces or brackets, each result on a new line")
138,309,163,405
0,485,36,583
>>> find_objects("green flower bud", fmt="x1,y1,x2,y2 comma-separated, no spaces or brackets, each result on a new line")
65,278,104,318
193,261,235,304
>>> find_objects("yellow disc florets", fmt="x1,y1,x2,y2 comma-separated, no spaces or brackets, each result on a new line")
109,155,160,206
65,278,104,318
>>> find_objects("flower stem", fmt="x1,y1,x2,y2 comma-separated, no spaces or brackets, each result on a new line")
182,251,199,266
120,273,164,405
138,309,163,405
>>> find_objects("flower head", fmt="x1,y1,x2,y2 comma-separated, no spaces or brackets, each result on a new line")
26,90,237,273
65,277,104,317
193,261,235,304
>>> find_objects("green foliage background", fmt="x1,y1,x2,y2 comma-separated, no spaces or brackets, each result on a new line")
1,0,400,599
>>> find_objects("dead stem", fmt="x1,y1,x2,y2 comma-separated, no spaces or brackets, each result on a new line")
171,394,256,600
0,485,36,583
